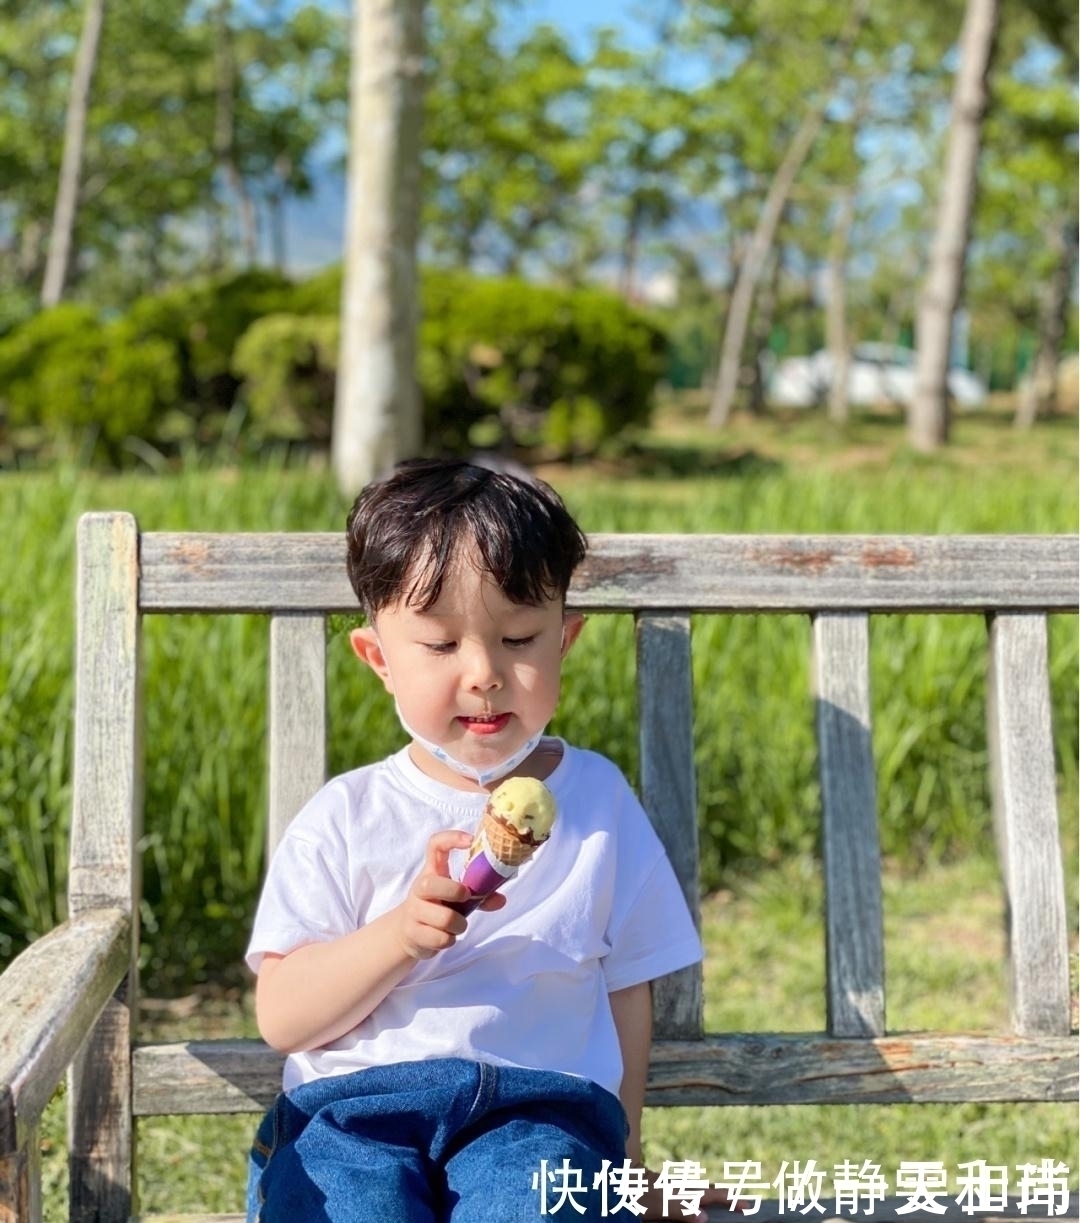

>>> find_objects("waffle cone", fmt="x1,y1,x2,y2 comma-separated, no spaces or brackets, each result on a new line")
478,811,544,868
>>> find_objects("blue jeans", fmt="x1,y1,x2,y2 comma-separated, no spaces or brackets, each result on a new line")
247,1057,629,1222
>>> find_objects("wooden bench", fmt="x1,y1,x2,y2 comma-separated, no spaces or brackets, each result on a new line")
1,513,1076,1223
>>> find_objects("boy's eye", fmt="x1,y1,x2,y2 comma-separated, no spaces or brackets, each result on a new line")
423,641,457,654
504,635,537,648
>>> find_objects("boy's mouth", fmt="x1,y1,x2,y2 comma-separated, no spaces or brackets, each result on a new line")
458,713,512,736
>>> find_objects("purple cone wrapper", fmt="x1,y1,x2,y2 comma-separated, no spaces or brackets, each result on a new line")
447,837,520,915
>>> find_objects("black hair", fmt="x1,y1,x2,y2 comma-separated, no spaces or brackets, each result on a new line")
345,458,588,618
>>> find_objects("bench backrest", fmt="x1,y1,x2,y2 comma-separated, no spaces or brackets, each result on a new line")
60,516,1080,1216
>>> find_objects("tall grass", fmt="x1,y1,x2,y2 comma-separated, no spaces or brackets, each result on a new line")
1,448,1076,991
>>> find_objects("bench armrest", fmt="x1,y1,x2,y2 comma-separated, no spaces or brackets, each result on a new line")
0,908,130,1152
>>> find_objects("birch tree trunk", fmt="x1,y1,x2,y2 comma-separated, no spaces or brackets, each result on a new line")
706,0,868,428
909,0,999,452
1015,217,1075,428
826,185,858,425
41,0,105,307
333,0,425,498
706,107,825,428
214,0,258,267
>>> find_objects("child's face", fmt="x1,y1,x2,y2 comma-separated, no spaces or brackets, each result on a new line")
350,550,584,789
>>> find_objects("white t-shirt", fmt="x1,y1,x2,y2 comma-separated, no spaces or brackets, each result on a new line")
247,740,702,1098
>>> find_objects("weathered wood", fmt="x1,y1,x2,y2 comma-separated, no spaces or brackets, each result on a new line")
137,533,1079,614
0,1128,41,1223
133,1040,280,1115
812,613,885,1037
637,614,703,1040
69,991,135,1223
70,513,141,915
0,910,129,1153
986,614,1071,1037
646,1033,1078,1106
69,513,142,1223
132,1029,1078,1116
268,614,327,854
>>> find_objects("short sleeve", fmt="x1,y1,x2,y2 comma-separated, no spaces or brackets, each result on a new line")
245,807,357,974
600,782,702,994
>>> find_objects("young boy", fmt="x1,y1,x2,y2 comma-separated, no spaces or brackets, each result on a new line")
246,458,728,1222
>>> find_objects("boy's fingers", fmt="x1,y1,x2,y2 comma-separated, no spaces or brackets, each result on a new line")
423,830,472,877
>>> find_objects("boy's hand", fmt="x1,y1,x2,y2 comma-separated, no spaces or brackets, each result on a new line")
394,830,505,960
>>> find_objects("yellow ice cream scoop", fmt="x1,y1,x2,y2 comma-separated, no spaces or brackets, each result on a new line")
486,776,558,842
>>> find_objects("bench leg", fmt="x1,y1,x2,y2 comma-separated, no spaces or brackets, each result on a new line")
0,1128,42,1223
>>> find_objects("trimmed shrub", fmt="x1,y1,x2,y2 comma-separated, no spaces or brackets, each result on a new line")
232,313,340,441
419,271,665,455
0,305,179,445
125,269,296,415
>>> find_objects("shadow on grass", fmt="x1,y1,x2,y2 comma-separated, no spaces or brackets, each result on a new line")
602,439,785,480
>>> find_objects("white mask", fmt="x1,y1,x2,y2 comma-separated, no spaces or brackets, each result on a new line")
393,700,545,788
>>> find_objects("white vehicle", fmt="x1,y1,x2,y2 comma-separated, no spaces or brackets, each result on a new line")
769,343,987,409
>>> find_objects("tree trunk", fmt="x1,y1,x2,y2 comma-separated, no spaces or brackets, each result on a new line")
826,184,858,425
214,1,258,267
909,0,999,452
41,0,105,307
1015,216,1076,428
747,252,780,415
332,0,426,497
706,107,825,428
706,0,868,428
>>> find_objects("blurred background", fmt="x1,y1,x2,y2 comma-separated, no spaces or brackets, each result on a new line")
0,0,1076,470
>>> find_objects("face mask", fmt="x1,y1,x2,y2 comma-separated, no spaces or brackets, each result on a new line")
393,700,545,788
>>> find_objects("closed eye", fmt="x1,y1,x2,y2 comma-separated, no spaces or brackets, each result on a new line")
423,641,457,655
504,635,537,648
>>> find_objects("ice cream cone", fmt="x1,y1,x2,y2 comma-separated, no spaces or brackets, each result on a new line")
475,811,543,868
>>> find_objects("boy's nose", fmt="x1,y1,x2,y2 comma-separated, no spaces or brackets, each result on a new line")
463,645,502,691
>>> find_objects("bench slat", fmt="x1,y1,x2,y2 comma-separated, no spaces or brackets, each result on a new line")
0,909,129,1152
813,613,885,1038
133,1031,1078,1115
137,534,1080,613
986,613,1071,1037
268,614,327,854
637,614,703,1040
70,513,141,1223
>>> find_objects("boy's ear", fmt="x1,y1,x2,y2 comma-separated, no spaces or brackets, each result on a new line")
560,613,586,657
349,627,394,693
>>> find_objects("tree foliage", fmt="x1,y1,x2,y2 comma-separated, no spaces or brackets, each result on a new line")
0,0,1072,442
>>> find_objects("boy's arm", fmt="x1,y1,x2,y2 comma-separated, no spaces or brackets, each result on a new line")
609,981,652,1165
255,829,502,1053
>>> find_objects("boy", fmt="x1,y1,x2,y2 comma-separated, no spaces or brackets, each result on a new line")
246,458,729,1221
